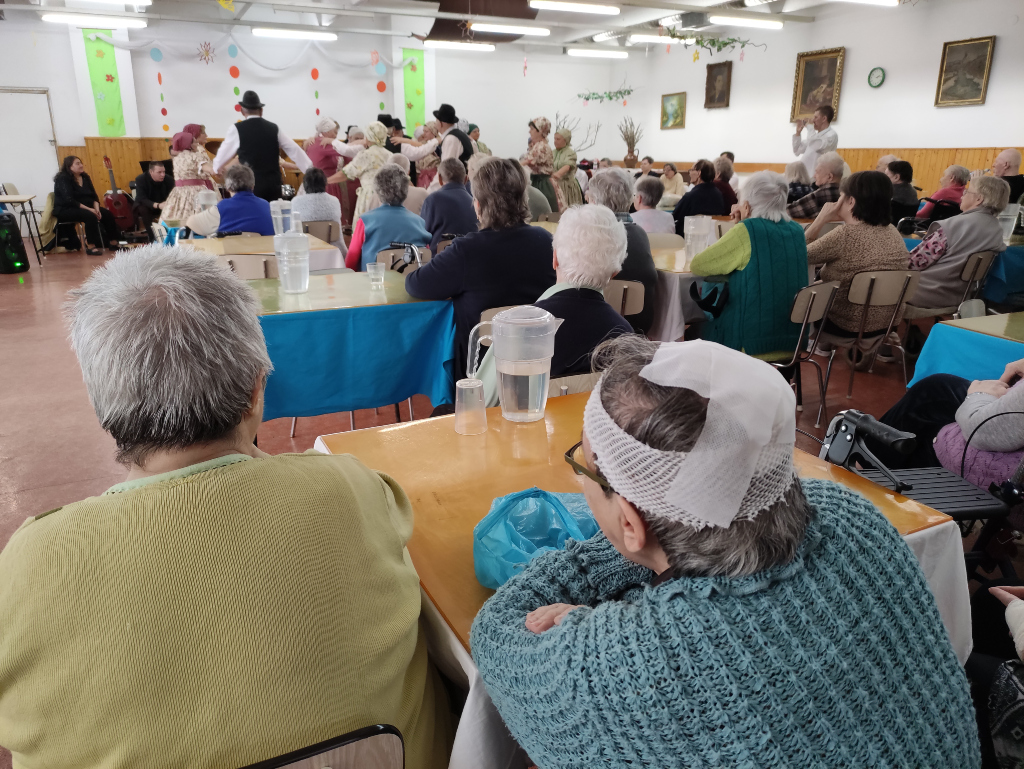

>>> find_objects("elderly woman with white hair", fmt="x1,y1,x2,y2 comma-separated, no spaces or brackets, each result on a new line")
689,171,808,356
0,246,454,769
586,167,658,334
298,116,348,207
474,205,633,406
787,150,845,219
330,120,393,220
184,163,274,236
918,164,971,220
471,336,980,768
345,163,430,271
909,175,1010,309
631,176,675,234
784,160,813,203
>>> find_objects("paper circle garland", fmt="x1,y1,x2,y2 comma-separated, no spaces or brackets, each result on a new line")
233,86,240,95
157,73,162,85
160,94,164,102
228,44,238,58
229,66,240,78
370,50,379,65
161,108,167,116
316,108,320,115
315,90,319,98
374,62,386,76
379,101,385,110
162,124,169,131
234,104,242,112
376,81,386,93
311,68,319,80
150,48,163,62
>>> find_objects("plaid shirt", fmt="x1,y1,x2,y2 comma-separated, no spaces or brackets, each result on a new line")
786,183,841,220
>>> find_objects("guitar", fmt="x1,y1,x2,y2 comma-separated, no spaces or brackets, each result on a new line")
102,155,136,233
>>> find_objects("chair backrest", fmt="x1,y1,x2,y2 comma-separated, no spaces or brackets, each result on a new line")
646,232,685,251
436,239,453,253
960,250,997,284
548,371,601,398
891,201,919,224
376,246,430,272
925,198,961,222
537,212,560,223
226,257,269,280
848,270,921,306
239,725,403,769
789,281,841,324
2,182,19,195
604,280,645,317
958,298,987,319
715,220,736,239
303,220,336,244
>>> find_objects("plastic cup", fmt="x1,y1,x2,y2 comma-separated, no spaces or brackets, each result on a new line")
454,378,488,435
367,261,385,288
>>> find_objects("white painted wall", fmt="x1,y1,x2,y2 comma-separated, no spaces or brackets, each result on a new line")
625,0,1024,163
0,0,1020,162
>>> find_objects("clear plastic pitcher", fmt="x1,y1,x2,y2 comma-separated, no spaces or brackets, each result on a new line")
270,199,292,236
998,205,1020,244
467,306,563,423
196,190,219,213
684,215,712,262
274,214,310,294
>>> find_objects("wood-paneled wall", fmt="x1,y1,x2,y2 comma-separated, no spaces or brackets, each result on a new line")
841,147,1024,199
55,136,305,193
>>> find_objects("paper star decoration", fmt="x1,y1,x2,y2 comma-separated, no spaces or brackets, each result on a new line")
197,42,216,65
218,0,235,11
94,49,105,58
693,50,699,62
105,74,115,82
106,118,115,125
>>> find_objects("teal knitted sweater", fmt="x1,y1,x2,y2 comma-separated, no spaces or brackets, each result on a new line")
471,479,980,768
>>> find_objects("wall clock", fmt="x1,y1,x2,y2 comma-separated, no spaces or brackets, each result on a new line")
868,67,886,88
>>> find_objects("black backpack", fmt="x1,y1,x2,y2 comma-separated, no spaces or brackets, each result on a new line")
0,212,29,274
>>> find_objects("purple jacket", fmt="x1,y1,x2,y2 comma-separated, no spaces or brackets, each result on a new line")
935,422,1023,491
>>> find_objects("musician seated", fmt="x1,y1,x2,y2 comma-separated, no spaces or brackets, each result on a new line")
185,165,274,237
134,161,174,241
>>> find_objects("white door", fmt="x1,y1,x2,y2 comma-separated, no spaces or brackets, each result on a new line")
0,89,59,220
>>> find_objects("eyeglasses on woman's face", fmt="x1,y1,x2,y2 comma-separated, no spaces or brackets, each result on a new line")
564,440,612,490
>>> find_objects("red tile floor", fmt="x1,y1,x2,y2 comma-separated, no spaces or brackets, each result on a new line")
0,242,912,769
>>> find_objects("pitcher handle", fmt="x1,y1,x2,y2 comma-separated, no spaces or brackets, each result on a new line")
466,320,492,379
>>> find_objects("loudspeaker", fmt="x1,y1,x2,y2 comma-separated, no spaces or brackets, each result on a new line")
0,212,29,274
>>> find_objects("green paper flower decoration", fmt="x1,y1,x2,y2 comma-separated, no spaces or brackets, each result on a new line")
661,28,767,54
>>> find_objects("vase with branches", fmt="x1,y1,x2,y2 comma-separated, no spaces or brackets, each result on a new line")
555,112,601,153
618,117,643,168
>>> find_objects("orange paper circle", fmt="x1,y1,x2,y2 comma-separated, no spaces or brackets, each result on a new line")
229,66,240,78
311,68,319,80
157,73,162,85
162,124,169,131
376,81,386,92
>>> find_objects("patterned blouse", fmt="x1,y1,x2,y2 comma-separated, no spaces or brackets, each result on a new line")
521,140,554,176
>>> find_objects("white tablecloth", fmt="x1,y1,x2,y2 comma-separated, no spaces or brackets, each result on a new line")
309,247,345,271
422,520,972,769
648,271,704,342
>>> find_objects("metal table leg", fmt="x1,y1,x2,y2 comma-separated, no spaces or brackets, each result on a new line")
24,200,43,264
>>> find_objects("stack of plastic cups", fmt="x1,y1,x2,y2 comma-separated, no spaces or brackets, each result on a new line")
270,200,292,236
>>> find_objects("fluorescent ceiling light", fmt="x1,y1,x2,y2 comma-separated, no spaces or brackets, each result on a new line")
530,0,620,15
71,0,153,6
831,0,898,5
708,14,783,29
424,40,496,51
592,31,617,42
251,27,338,40
468,22,550,36
41,12,147,27
566,47,628,58
630,34,695,44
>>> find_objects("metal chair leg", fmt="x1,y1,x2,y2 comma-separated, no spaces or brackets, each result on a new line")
807,357,828,429
349,411,355,431
795,362,804,412
846,348,857,399
290,417,297,438
394,402,401,423
821,349,837,416
407,397,414,420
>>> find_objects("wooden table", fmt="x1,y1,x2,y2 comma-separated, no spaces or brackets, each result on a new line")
315,392,951,652
944,311,1024,343
188,234,343,279
0,194,42,263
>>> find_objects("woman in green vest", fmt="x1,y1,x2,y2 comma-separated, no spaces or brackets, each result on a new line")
690,170,809,359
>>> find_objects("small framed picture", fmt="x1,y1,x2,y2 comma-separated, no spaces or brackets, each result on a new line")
660,92,686,130
790,47,845,122
705,61,732,109
934,36,996,107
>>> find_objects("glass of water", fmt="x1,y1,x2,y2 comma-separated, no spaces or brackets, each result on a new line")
367,261,385,289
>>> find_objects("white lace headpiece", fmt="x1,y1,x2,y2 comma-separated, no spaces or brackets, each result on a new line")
583,341,796,530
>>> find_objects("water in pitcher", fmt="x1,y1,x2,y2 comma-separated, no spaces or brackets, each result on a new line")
497,357,550,423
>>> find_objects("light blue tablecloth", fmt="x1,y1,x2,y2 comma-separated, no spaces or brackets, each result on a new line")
260,300,455,420
908,322,1024,387
903,238,1024,304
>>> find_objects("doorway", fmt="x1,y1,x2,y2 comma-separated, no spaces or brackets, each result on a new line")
0,87,60,233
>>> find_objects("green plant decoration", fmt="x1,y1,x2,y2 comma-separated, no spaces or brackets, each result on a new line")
661,28,767,55
578,85,633,105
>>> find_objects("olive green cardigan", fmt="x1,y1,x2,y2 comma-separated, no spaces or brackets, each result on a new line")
0,452,452,769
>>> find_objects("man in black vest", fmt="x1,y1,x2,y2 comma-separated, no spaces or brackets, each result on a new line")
426,104,474,192
212,90,311,202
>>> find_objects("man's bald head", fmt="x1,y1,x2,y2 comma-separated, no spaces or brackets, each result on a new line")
994,149,1022,177
876,154,898,172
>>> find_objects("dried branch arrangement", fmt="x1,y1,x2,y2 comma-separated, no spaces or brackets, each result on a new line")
618,117,643,154
555,112,601,153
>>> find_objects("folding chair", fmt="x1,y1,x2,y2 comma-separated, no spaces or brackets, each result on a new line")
303,220,338,245
240,725,404,769
548,372,601,398
817,270,921,400
903,250,997,320
767,281,840,428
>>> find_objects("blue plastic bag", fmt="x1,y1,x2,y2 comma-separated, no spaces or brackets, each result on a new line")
473,487,599,589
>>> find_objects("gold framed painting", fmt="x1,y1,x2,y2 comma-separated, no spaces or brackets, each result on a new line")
660,92,686,130
790,47,845,122
934,36,996,107
705,61,732,109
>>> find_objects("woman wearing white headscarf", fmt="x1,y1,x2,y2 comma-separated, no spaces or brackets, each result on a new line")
331,121,393,220
471,336,980,769
393,121,442,189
